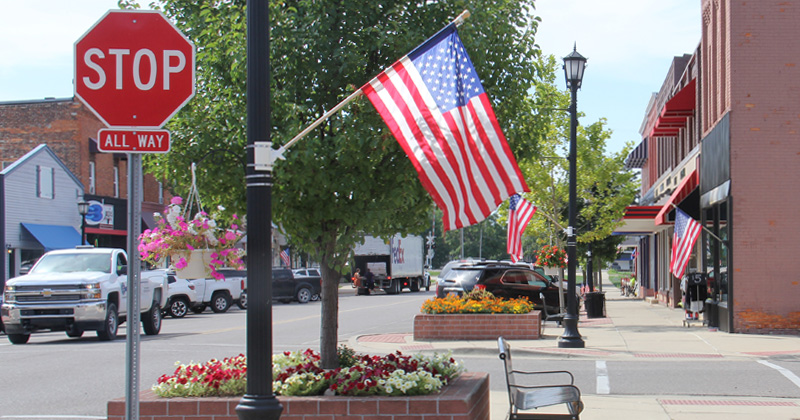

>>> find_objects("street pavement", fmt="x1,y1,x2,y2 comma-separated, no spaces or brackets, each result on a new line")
342,278,800,420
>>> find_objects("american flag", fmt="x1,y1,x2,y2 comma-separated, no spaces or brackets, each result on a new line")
280,248,291,267
362,24,529,231
506,194,536,263
670,208,701,278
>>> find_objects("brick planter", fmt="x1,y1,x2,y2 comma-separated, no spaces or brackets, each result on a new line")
413,311,541,340
107,372,489,420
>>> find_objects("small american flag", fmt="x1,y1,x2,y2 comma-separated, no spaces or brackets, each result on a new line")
280,249,291,267
362,24,528,231
506,194,536,263
670,208,701,278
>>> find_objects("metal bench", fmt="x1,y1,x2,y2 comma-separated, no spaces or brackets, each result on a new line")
540,292,565,328
498,337,584,419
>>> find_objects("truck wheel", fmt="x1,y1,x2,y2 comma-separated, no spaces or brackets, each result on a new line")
169,297,190,318
236,291,247,310
142,302,162,335
66,326,84,338
191,304,206,314
387,279,401,295
97,303,119,341
409,279,420,292
210,292,231,313
8,333,30,344
296,287,311,304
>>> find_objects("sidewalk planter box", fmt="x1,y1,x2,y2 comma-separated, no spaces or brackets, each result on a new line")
107,372,489,420
413,311,541,340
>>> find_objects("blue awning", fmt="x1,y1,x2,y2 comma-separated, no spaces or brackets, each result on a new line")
21,223,81,251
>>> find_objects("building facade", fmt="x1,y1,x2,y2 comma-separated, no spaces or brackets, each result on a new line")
0,98,168,282
616,0,800,333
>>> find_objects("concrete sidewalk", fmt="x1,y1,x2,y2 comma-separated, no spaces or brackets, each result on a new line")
347,278,800,419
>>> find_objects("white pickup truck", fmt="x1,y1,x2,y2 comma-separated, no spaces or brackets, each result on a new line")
186,269,247,313
1,247,168,344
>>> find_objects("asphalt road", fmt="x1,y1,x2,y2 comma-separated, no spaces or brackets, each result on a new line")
1,287,799,419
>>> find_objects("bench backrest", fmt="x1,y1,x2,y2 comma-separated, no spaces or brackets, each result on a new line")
498,336,516,389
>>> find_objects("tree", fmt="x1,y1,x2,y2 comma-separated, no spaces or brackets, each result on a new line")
141,0,544,368
513,55,638,266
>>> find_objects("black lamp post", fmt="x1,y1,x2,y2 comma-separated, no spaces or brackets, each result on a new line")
77,200,89,246
558,45,586,348
235,0,283,419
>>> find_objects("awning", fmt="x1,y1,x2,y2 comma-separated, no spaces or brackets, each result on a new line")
651,79,696,137
612,206,662,235
655,169,699,225
21,223,81,251
624,139,648,169
142,211,157,230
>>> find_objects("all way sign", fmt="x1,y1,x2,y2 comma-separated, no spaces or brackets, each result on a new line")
97,128,171,153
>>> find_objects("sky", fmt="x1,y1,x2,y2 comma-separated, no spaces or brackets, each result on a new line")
0,0,701,155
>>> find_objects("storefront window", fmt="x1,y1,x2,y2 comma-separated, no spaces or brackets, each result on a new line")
703,203,729,303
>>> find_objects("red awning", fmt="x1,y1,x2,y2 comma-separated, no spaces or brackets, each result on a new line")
612,206,663,235
655,170,699,225
651,79,696,137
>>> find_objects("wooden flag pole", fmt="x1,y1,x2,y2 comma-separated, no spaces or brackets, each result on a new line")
276,10,472,155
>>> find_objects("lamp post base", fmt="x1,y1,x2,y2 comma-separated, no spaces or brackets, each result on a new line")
557,315,585,348
236,394,283,420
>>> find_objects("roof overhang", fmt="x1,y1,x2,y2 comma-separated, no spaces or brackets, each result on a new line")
612,206,663,235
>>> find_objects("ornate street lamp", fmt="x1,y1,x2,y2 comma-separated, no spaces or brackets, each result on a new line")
559,45,587,348
77,200,89,246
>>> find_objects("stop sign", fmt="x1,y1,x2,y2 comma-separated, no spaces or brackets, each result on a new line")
75,10,195,128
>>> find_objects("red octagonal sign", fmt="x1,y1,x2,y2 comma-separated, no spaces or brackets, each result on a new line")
75,10,195,128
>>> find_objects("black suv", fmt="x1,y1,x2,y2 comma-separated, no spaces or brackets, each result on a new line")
435,261,565,311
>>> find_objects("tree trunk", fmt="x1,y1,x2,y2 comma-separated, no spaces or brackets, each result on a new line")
319,252,340,369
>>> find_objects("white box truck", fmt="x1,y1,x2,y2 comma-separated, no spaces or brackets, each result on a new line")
352,234,428,294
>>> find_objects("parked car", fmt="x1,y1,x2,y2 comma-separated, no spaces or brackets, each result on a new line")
164,274,199,318
273,268,321,304
435,261,566,312
186,271,245,314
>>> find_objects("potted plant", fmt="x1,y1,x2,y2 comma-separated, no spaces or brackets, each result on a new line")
138,196,245,280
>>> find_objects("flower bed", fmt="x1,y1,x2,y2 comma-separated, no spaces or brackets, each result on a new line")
152,348,462,398
414,292,541,340
107,372,489,420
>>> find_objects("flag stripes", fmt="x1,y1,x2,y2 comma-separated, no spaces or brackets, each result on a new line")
670,208,701,278
362,25,528,231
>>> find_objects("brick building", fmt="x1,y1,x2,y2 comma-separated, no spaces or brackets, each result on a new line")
615,0,800,333
0,97,168,280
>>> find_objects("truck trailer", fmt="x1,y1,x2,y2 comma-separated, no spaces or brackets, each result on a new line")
352,234,428,294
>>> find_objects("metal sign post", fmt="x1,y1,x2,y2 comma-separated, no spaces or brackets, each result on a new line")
125,153,143,420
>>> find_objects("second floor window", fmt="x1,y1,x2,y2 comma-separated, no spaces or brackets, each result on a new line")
113,166,119,198
37,166,54,199
89,161,96,194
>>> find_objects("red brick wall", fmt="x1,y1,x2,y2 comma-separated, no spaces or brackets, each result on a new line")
413,312,541,340
722,1,800,332
107,372,489,420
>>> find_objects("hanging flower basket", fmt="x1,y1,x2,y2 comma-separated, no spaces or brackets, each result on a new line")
535,245,567,268
172,249,214,280
138,196,245,280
